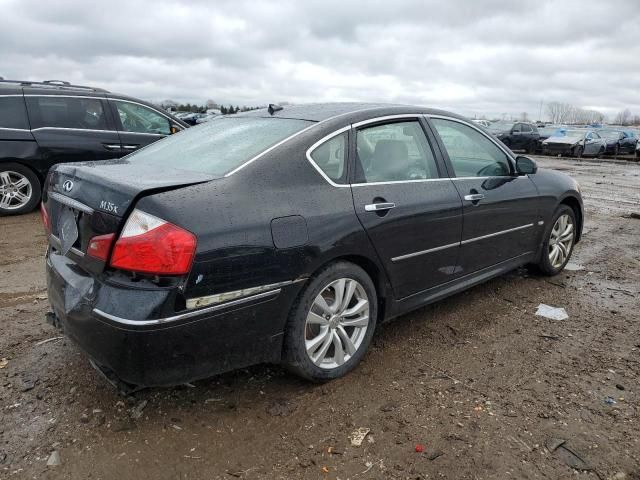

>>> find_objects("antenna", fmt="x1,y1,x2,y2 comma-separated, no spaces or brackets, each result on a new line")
268,104,283,115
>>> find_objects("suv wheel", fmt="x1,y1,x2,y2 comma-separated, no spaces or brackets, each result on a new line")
283,262,377,381
0,163,41,215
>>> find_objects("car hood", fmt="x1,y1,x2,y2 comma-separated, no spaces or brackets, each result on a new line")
543,137,581,145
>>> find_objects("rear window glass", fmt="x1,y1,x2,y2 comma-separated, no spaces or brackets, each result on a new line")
127,117,313,176
0,96,29,129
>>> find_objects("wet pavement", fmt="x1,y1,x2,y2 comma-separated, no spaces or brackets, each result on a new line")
1,156,639,479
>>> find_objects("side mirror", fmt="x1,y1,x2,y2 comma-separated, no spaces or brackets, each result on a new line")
170,124,180,134
515,156,537,175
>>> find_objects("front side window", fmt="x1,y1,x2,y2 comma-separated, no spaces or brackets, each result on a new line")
512,124,522,133
127,116,312,176
0,97,29,129
113,100,170,135
28,96,108,130
521,124,533,133
355,121,438,183
309,132,347,183
431,118,512,177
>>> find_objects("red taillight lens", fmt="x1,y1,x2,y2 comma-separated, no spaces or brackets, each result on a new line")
110,209,196,275
87,233,115,262
40,203,51,235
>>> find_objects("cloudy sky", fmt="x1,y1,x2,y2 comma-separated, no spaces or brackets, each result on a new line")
1,0,639,120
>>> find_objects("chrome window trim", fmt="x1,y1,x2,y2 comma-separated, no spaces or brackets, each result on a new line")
391,223,534,262
93,288,283,326
305,125,351,188
48,192,95,214
352,113,423,128
0,94,24,97
426,114,517,167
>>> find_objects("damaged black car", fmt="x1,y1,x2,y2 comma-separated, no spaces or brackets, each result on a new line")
43,103,583,389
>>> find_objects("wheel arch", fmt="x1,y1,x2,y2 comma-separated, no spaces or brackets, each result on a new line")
559,195,583,243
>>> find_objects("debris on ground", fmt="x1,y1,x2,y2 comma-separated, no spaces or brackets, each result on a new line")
47,450,62,467
129,399,148,420
545,438,592,471
604,396,617,406
266,398,297,417
35,336,63,346
0,358,8,369
415,444,424,453
624,212,640,219
564,262,585,271
535,304,569,321
349,427,370,446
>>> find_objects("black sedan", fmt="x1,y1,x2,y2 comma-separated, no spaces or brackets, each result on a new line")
487,121,540,153
42,103,583,388
600,129,638,155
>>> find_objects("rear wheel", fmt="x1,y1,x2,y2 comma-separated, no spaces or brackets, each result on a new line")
283,262,377,381
0,163,41,215
537,205,576,276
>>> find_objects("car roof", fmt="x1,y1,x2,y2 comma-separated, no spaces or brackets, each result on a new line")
237,102,467,124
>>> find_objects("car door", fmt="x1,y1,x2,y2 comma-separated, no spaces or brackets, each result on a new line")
428,116,540,275
349,117,463,299
510,123,524,150
584,131,599,155
24,93,123,171
109,99,177,154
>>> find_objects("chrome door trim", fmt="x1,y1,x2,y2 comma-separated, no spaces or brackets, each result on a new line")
391,241,460,262
185,278,306,309
0,127,30,132
48,192,94,214
391,223,535,262
460,223,534,245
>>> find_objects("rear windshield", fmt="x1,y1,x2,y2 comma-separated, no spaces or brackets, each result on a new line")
126,116,313,176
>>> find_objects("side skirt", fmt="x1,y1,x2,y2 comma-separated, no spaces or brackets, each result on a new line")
388,251,535,320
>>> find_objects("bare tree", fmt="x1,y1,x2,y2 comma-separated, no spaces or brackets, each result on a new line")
614,109,632,126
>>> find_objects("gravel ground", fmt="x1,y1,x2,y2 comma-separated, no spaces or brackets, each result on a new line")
1,156,639,480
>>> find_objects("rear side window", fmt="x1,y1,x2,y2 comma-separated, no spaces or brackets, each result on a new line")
127,116,313,176
27,96,109,130
309,132,347,184
0,96,29,129
355,121,439,183
113,100,170,135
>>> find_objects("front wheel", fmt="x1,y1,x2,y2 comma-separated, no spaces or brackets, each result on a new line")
537,205,576,276
572,145,583,158
0,163,41,215
283,262,377,381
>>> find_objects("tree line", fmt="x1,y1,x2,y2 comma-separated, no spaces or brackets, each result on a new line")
158,98,263,114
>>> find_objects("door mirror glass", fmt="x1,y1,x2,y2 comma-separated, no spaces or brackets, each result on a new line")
515,156,537,175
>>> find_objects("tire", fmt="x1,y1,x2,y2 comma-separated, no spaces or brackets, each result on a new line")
536,205,577,276
614,144,620,157
282,261,378,382
572,146,583,158
526,141,536,154
0,163,41,216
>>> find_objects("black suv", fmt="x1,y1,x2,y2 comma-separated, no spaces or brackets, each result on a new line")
487,121,540,154
0,80,188,215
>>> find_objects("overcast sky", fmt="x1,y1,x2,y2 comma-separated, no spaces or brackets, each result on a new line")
1,0,639,120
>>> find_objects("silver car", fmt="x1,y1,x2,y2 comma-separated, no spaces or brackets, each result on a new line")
542,129,606,157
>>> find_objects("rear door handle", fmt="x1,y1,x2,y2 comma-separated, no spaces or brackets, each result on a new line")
102,143,122,151
364,202,396,212
464,194,485,201
122,144,140,151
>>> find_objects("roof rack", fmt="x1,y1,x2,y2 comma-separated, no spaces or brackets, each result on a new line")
0,79,109,93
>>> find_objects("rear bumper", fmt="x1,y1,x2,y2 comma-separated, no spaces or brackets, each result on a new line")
46,250,303,387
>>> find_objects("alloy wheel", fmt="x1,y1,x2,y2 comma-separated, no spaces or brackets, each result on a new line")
305,278,370,369
0,171,32,210
548,213,574,269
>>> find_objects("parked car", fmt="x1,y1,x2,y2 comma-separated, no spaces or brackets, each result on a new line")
535,126,565,153
0,79,189,215
179,112,206,126
487,121,540,153
542,129,606,157
42,103,583,389
472,119,491,128
196,112,218,124
599,129,638,156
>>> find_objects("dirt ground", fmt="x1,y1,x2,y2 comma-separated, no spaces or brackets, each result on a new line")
1,156,639,480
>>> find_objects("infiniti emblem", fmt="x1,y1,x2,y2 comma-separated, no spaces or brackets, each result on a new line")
62,180,74,192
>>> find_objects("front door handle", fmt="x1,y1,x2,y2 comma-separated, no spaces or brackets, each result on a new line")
102,143,122,151
365,202,396,212
122,144,140,151
464,193,485,202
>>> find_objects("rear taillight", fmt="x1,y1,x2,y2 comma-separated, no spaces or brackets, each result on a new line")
40,203,51,235
110,209,196,275
87,233,115,262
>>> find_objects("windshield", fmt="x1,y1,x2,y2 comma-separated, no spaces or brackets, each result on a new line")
549,129,585,140
127,116,313,176
487,122,514,132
